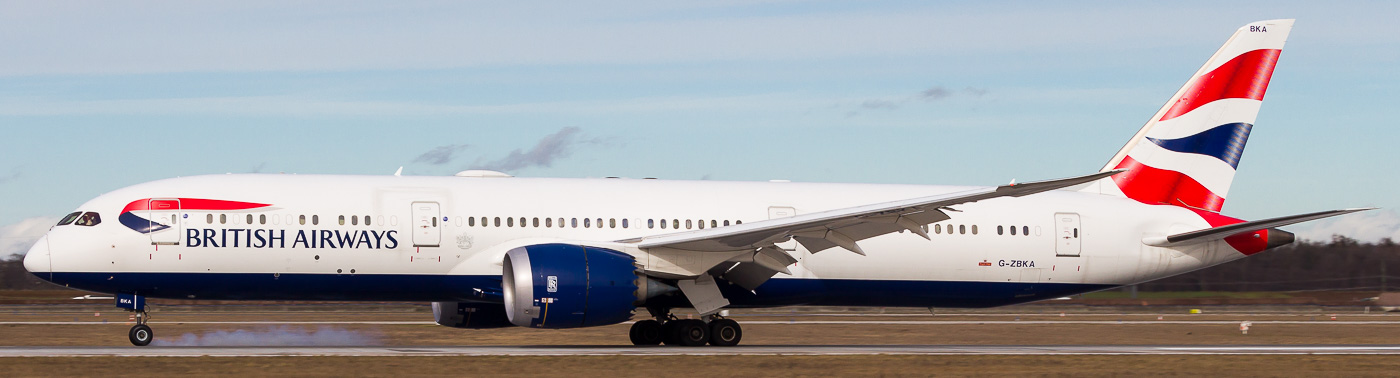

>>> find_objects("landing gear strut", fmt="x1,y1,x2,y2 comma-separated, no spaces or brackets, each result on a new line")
630,308,742,346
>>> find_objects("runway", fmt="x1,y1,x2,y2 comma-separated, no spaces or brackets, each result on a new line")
4,344,1400,357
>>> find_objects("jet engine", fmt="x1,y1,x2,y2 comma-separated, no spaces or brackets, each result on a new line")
502,243,641,328
431,302,513,329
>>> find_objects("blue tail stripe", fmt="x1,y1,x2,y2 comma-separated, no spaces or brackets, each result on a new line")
1145,122,1253,168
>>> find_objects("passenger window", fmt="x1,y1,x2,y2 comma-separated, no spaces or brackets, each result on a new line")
1023,226,1030,236
622,219,629,228
610,218,616,228
571,218,578,228
545,218,552,227
312,215,319,225
259,214,267,224
75,212,102,226
971,225,978,235
299,215,306,225
711,220,717,228
469,217,476,227
206,214,214,225
723,220,730,227
533,218,540,227
220,214,227,224
432,217,437,227
997,226,1004,235
506,217,513,227
596,218,603,228
735,220,741,225
558,218,564,228
673,219,680,229
495,217,501,227
698,219,705,229
1010,226,1017,235
660,219,667,229
352,216,359,226
365,216,371,226
584,218,591,228
959,225,966,234
1074,228,1079,238
934,224,941,234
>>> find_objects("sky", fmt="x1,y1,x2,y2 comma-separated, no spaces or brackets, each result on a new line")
2,1,1398,257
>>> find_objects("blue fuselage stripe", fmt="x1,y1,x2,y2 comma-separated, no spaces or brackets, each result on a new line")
43,272,1114,309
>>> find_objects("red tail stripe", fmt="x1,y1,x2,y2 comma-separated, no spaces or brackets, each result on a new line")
1112,156,1225,212
1159,49,1281,121
121,198,271,214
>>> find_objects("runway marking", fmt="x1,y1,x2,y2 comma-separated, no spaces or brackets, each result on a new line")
4,345,1400,357
4,320,1400,326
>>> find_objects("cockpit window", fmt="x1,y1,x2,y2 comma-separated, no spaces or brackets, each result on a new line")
57,212,82,226
74,212,102,227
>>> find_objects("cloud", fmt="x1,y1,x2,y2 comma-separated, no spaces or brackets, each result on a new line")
474,127,599,172
1,217,59,260
412,144,471,165
0,168,19,184
860,100,900,110
852,85,989,114
1287,209,1400,243
918,86,952,101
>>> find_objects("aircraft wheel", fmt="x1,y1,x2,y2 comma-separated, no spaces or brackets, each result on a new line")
129,324,153,346
629,320,663,345
669,319,709,346
708,319,742,346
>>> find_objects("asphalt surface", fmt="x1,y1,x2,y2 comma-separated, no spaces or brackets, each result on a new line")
4,344,1400,357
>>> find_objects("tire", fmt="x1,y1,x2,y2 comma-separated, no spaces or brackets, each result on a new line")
708,319,742,346
671,320,709,347
129,324,153,346
629,320,663,345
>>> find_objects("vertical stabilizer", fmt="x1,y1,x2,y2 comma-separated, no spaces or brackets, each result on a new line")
1093,19,1294,213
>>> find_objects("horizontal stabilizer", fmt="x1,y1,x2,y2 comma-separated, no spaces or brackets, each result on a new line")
1144,208,1375,247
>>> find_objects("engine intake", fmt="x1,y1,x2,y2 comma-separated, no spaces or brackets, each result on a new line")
503,244,640,328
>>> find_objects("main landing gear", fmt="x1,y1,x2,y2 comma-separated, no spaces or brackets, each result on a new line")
629,308,743,346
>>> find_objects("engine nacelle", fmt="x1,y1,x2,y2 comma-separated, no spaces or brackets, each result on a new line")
431,302,513,329
503,243,640,328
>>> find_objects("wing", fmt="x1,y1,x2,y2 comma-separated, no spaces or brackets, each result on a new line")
621,170,1124,255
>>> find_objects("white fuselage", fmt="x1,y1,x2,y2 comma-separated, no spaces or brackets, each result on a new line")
25,174,1243,307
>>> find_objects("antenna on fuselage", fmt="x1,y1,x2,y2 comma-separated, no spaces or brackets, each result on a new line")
394,166,403,176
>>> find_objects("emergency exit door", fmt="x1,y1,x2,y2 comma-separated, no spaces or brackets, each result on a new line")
768,206,797,251
412,202,441,247
147,199,181,245
1055,212,1081,256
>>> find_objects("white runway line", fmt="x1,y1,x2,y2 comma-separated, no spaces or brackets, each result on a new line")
4,345,1400,357
3,320,1400,325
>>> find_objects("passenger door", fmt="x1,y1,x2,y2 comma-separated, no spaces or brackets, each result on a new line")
1054,212,1081,257
768,206,798,251
147,198,181,245
412,202,441,247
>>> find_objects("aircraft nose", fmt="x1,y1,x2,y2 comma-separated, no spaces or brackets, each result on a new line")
23,234,51,276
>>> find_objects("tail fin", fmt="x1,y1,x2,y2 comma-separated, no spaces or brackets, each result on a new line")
1096,19,1294,212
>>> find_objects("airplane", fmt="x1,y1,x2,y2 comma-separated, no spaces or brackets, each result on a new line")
22,19,1371,347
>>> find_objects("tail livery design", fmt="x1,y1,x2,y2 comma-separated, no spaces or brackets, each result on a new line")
1101,19,1293,213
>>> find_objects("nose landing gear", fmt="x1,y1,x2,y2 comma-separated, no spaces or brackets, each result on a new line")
129,312,153,346
116,293,153,346
629,307,743,346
